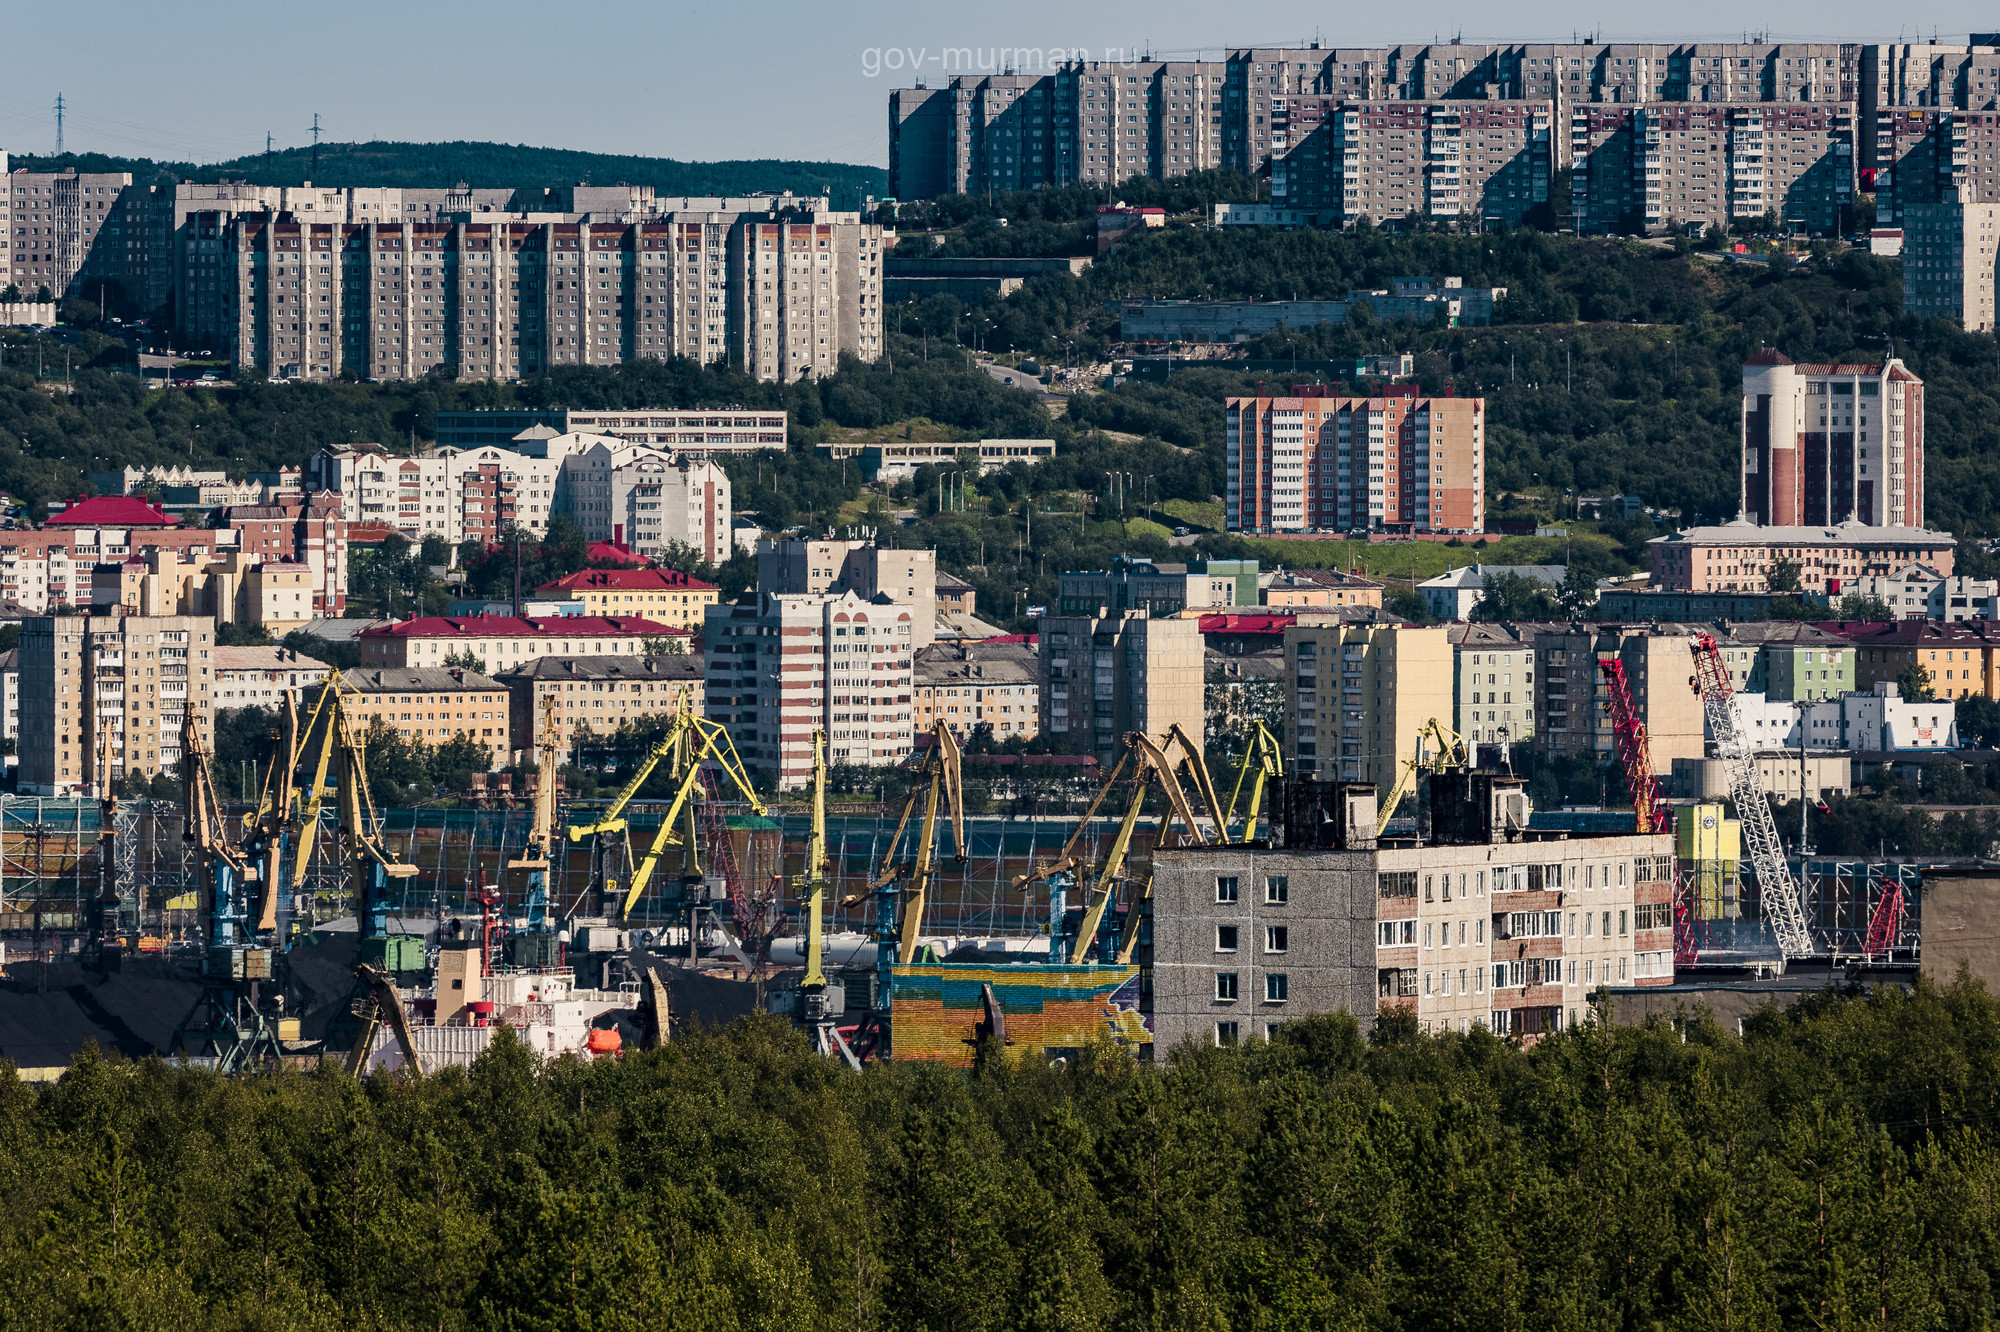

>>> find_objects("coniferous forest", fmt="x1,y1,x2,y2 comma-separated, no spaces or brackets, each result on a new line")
6,980,2000,1330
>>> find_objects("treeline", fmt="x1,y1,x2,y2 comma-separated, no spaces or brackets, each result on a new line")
12,143,885,205
6,984,2000,1327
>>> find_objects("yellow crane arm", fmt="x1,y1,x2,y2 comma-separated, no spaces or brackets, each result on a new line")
1013,748,1132,894
616,718,765,921
569,728,681,841
1129,732,1210,847
1115,876,1152,964
800,730,829,988
347,964,427,1077
1069,766,1151,964
896,723,965,966
1164,723,1229,840
1224,719,1284,840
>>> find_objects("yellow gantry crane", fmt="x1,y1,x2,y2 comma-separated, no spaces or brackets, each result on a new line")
1375,717,1469,839
856,722,966,967
1224,719,1285,843
566,689,764,923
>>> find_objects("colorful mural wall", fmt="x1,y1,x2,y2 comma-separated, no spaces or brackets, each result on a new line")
890,962,1151,1065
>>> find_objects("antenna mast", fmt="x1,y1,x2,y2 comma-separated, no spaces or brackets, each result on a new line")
53,93,64,155
310,113,322,175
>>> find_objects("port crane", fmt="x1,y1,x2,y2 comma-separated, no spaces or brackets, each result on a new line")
770,729,861,1066
1375,718,1468,839
1690,632,1814,962
505,695,563,941
566,695,764,925
1222,718,1285,842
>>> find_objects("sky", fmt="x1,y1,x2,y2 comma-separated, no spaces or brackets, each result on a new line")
3,0,1995,170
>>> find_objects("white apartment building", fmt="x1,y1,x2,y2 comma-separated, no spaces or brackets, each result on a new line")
1842,566,2000,619
1724,685,1956,752
213,646,330,707
704,590,918,790
557,438,732,564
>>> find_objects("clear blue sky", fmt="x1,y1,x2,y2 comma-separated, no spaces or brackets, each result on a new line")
4,0,1992,169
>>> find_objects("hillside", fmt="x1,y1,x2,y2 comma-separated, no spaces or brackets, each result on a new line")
11,142,885,205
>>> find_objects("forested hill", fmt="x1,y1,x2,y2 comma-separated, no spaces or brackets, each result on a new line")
11,143,885,205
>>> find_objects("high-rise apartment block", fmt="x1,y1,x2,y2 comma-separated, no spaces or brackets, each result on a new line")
1531,626,1712,766
1226,386,1484,535
1903,193,2000,331
18,612,216,797
179,210,884,384
1283,622,1451,787
1270,100,1553,226
1741,352,1924,528
886,40,2000,221
1037,610,1203,761
0,157,131,302
705,540,937,788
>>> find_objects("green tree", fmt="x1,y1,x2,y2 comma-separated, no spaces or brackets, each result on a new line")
1767,557,1803,593
1897,661,1935,702
442,647,487,674
1835,592,1898,621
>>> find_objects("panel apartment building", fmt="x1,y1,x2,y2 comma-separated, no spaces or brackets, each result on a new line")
885,40,1998,204
1036,610,1203,762
1226,385,1484,535
18,612,216,797
1270,100,1554,226
178,210,884,384
1740,352,1925,528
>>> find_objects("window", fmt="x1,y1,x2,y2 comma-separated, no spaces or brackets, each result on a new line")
1216,876,1239,903
1265,875,1289,903
1378,919,1416,946
1265,974,1289,1002
1216,972,1240,1001
1619,910,1629,937
1378,871,1417,899
1266,925,1289,953
1216,1021,1240,1046
1216,925,1239,952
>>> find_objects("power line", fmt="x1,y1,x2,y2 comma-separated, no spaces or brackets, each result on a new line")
52,92,63,155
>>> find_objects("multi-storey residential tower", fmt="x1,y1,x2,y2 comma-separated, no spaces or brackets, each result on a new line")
1036,610,1203,762
1741,352,1925,528
18,612,215,797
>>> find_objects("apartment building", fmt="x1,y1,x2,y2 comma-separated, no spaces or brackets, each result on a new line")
533,568,718,630
213,646,329,708
355,614,686,670
912,640,1040,742
705,589,919,789
1037,610,1203,761
1821,617,2000,699
1532,626,1711,765
1284,621,1452,787
1903,193,2000,331
557,441,732,563
180,210,885,384
886,40,1963,204
1571,102,1855,236
339,667,512,765
435,407,786,452
756,538,939,648
1449,622,1553,750
0,161,131,302
1226,385,1484,535
1840,567,1999,619
1146,781,1675,1048
1741,352,1925,528
1650,520,1955,593
1056,556,1257,616
1721,621,1856,700
496,654,703,759
18,612,215,797
1271,99,1553,226
1261,569,1383,608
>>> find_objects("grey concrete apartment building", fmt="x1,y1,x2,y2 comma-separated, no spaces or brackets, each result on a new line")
179,211,884,384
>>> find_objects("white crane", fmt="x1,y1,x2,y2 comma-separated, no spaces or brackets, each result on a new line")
1689,632,1814,963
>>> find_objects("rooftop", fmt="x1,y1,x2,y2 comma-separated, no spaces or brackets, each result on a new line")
48,495,177,529
1815,619,2000,644
493,654,702,682
1420,563,1567,590
343,667,507,693
1653,520,1952,546
914,640,1038,685
212,646,326,673
359,615,689,639
536,567,717,593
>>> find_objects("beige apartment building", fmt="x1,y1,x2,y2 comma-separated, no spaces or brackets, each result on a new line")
339,667,513,766
1532,626,1711,766
180,211,885,384
913,640,1039,742
1283,621,1451,788
18,613,215,797
1449,622,1557,751
495,654,702,759
1038,610,1202,760
1649,520,1955,594
1227,386,1484,535
534,568,719,630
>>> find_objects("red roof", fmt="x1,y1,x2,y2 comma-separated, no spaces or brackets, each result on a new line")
537,567,717,594
1198,612,1297,635
586,541,648,567
359,615,689,639
50,495,177,528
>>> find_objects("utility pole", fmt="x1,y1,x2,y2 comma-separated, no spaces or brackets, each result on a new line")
53,94,64,155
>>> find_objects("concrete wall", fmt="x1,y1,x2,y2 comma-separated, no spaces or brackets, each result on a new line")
1920,870,2000,991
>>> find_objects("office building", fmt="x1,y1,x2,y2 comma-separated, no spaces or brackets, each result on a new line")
1650,519,1955,593
533,568,718,630
1902,194,2000,331
1571,103,1855,236
496,654,703,758
355,614,686,670
912,639,1040,742
18,612,215,797
1741,352,1925,527
1146,786,1675,1048
435,408,787,452
1037,610,1203,760
338,667,512,766
180,210,885,384
1227,385,1484,535
1283,621,1451,786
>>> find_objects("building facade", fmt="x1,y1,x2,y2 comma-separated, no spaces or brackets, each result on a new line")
1284,621,1452,787
1821,616,2000,699
18,612,215,797
213,646,330,708
1038,611,1203,761
1531,625,1719,765
1449,622,1549,750
1056,557,1256,616
495,654,703,758
533,568,718,630
1271,100,1554,225
1902,194,2000,331
1226,385,1484,535
912,640,1040,742
180,211,884,384
339,667,513,766
435,408,787,452
1649,520,1955,593
355,614,686,670
1741,352,1925,529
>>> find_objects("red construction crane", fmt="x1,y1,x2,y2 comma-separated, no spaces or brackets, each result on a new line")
1599,657,1698,966
1863,880,1905,960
